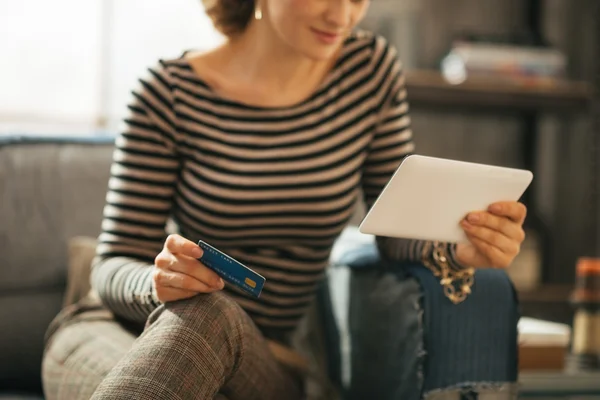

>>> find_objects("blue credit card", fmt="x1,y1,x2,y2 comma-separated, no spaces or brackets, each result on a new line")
197,240,265,298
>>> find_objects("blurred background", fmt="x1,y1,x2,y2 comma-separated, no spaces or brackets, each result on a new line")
0,0,224,135
1,0,599,395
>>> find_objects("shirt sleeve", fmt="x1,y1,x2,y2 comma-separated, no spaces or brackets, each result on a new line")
91,62,181,323
362,39,465,269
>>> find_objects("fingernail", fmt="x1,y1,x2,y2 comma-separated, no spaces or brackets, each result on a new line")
461,220,471,228
192,247,203,258
490,204,502,213
216,278,225,289
468,213,480,223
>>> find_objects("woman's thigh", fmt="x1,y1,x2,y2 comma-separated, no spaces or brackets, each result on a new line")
42,312,137,400
91,292,303,400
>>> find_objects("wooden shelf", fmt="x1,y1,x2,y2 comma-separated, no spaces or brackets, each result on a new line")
520,371,600,395
405,70,594,112
517,284,573,303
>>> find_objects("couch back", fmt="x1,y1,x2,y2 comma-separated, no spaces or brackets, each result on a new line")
0,135,115,394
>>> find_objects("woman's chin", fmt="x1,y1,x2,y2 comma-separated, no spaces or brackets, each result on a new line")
300,44,342,62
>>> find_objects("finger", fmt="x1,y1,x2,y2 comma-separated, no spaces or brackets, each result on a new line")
465,212,525,242
461,220,520,255
155,286,198,303
153,269,221,293
169,257,224,289
466,234,512,269
155,252,224,289
487,201,527,223
164,234,203,258
155,250,176,270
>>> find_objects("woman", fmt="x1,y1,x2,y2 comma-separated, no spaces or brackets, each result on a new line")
42,0,527,399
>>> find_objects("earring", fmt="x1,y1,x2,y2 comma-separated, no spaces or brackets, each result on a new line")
254,4,263,20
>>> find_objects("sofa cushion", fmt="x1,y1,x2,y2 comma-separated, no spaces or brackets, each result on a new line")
0,139,114,292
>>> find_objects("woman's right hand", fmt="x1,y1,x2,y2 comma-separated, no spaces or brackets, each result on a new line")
153,234,225,303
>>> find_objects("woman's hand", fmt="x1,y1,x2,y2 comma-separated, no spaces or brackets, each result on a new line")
153,234,225,303
455,201,527,269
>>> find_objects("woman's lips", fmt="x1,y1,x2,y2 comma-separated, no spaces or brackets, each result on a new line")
311,28,341,45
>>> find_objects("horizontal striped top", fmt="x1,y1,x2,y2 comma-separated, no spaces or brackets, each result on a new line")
91,30,463,331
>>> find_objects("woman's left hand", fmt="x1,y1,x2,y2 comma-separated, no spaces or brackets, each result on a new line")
455,201,527,269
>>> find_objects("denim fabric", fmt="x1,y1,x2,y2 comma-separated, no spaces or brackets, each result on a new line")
407,264,519,397
348,258,425,400
314,279,343,390
345,245,519,400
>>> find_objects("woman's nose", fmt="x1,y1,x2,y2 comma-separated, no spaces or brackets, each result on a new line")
323,0,353,29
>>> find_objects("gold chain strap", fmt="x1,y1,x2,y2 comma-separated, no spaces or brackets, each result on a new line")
421,241,475,304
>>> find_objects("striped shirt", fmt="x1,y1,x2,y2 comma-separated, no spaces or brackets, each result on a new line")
91,30,462,331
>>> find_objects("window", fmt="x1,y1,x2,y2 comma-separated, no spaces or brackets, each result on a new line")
0,0,223,136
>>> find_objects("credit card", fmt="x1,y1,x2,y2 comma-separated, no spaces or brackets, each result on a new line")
197,240,265,298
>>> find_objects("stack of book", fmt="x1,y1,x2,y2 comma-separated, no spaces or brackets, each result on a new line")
441,42,567,86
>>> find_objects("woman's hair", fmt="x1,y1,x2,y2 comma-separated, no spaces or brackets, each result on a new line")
202,0,255,37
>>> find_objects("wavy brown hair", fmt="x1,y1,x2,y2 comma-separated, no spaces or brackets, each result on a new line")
202,0,255,37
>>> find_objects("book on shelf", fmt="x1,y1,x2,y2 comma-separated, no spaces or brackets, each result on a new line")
441,42,567,86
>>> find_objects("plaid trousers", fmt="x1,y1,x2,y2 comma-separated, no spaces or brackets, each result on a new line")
42,292,303,400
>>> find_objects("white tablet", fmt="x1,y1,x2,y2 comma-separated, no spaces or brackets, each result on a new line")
358,155,533,243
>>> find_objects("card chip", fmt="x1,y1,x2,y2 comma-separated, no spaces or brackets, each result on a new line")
245,278,257,288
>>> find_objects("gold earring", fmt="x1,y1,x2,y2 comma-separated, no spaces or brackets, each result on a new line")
254,4,263,20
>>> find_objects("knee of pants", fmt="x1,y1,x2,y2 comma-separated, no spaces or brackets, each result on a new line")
146,292,250,345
